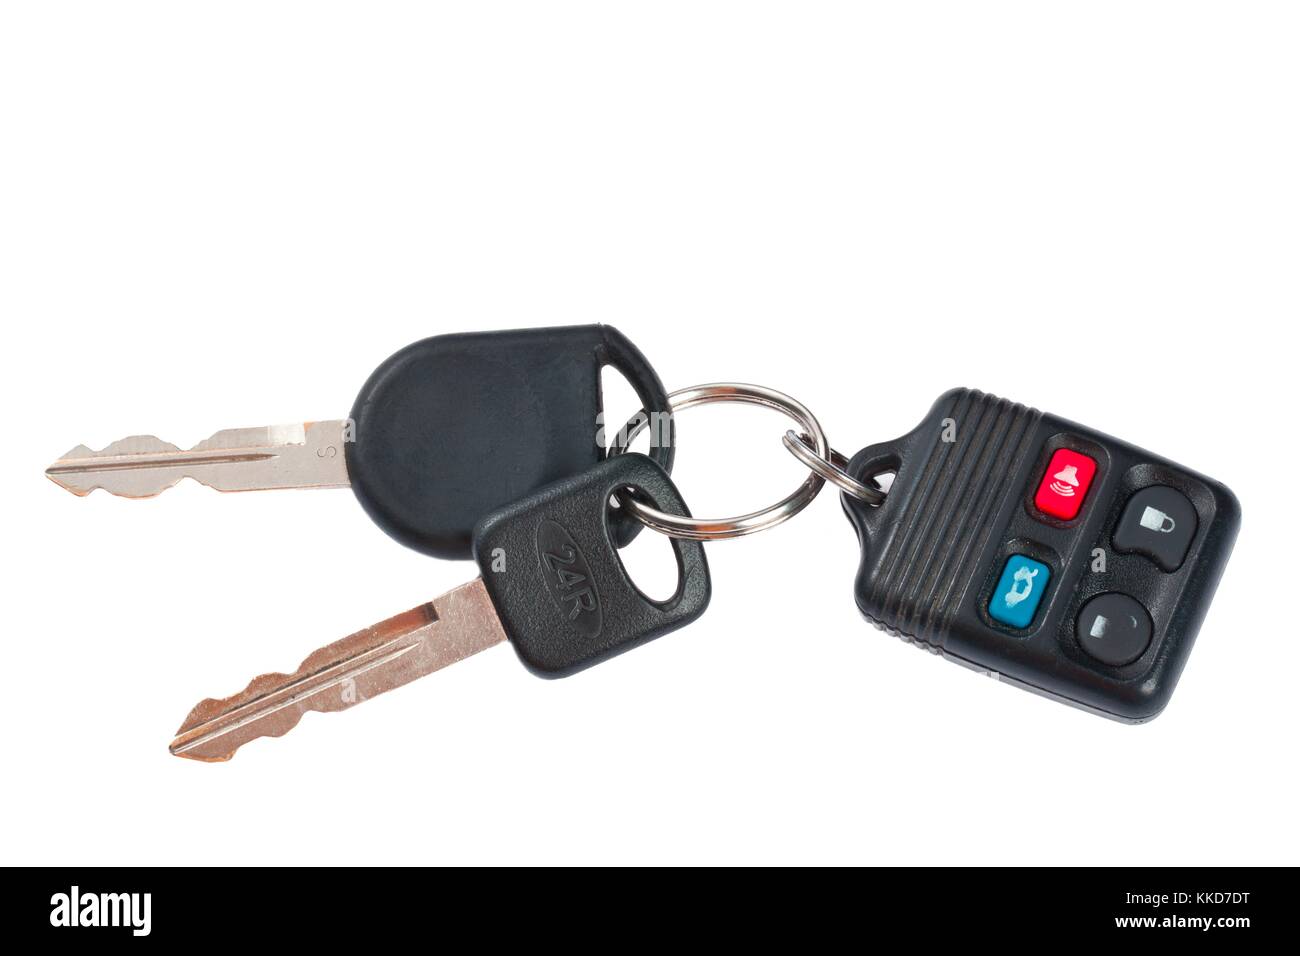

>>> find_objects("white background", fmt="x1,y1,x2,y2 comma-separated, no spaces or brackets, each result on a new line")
2,2,1296,866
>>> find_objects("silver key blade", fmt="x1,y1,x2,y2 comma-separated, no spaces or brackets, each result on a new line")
44,420,352,497
169,579,506,762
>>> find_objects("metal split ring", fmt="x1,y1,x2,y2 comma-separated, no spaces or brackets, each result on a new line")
781,431,885,505
607,383,831,540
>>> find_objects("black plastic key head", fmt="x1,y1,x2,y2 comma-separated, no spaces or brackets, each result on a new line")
842,388,1239,722
472,453,711,677
347,325,673,560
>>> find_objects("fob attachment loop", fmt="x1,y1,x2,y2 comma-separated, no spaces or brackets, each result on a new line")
782,431,885,504
607,382,830,540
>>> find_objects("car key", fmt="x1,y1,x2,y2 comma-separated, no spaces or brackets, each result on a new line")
840,387,1239,722
44,324,674,559
168,453,709,761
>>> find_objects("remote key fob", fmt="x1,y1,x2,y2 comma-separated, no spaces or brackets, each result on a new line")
841,388,1239,721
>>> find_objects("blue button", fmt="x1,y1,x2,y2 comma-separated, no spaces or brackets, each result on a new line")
988,555,1051,628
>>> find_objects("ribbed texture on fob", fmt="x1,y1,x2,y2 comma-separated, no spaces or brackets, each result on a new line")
866,389,1042,647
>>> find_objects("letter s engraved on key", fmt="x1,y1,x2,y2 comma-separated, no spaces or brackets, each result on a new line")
535,520,603,638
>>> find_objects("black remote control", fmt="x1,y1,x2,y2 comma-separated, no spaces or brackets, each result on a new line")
842,388,1239,721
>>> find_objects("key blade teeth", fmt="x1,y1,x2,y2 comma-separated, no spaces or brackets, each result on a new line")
45,471,183,498
167,638,400,761
167,642,413,762
173,670,313,741
44,420,352,497
171,678,313,762
45,437,184,496
168,580,507,762
96,436,185,457
56,437,184,459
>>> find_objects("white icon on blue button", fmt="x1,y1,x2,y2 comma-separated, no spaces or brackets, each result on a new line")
989,555,1051,628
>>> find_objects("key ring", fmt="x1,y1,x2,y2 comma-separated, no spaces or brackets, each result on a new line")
607,383,830,540
781,431,885,504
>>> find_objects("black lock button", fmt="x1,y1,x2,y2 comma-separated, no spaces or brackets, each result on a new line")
1113,485,1198,571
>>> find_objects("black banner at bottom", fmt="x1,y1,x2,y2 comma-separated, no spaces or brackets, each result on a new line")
6,866,1291,945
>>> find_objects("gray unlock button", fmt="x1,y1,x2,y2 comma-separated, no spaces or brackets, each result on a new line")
1114,486,1198,571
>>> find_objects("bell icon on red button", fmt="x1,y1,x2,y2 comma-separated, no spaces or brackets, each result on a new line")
1050,464,1081,497
1034,448,1097,520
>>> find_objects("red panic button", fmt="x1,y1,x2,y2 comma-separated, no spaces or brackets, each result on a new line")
1034,447,1097,520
